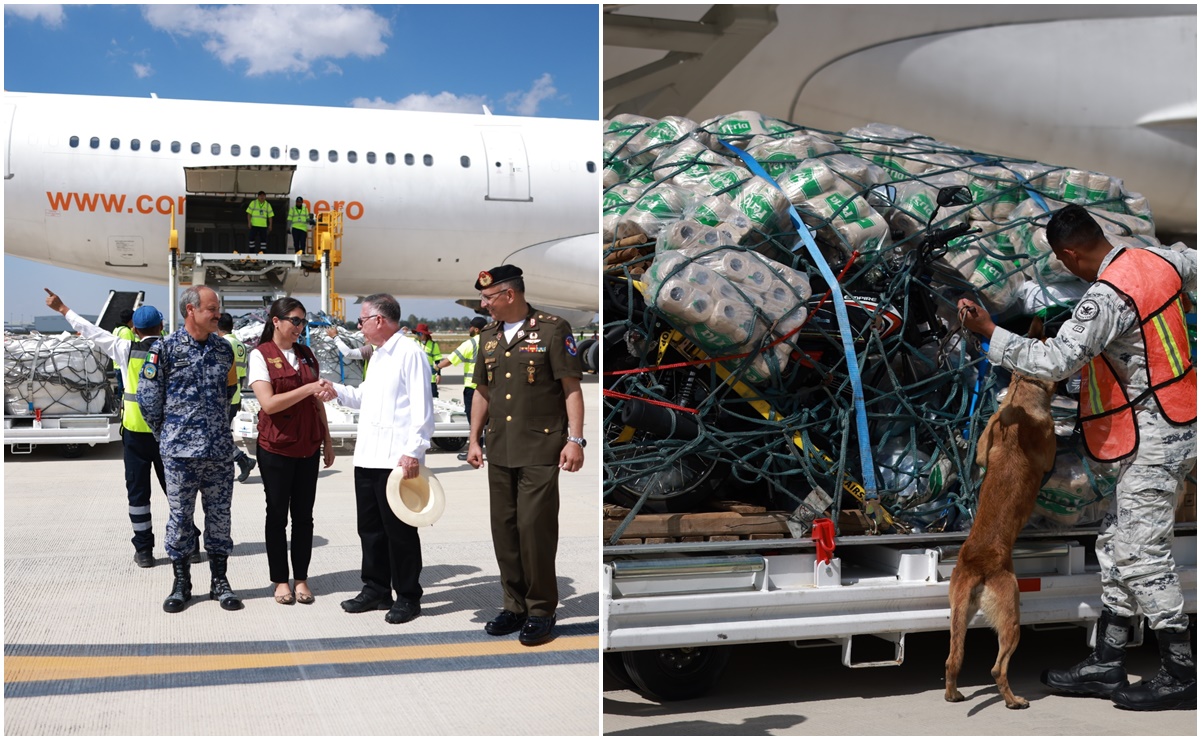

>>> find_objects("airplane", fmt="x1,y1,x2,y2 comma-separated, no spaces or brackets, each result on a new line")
604,4,1196,235
2,90,601,326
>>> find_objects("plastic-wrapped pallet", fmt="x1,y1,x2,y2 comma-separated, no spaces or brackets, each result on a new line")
3,334,110,416
625,116,708,168
310,326,367,387
640,247,813,384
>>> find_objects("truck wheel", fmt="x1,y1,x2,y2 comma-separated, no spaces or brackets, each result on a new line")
621,646,731,701
433,437,467,452
59,444,84,459
603,652,636,690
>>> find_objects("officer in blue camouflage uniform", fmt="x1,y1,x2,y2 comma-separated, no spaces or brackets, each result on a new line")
138,285,245,613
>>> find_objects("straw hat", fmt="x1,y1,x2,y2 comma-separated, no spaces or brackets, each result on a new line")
385,464,445,527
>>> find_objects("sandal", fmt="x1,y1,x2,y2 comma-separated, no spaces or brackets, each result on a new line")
294,582,314,605
273,584,295,605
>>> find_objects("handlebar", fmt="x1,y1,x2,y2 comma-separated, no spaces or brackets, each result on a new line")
921,222,980,259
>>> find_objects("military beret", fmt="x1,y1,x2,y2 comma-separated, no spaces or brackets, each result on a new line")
475,264,523,291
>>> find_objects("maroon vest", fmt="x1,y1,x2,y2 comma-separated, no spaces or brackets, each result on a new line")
256,341,324,458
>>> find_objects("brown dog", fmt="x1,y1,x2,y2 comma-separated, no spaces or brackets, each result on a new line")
944,329,1057,709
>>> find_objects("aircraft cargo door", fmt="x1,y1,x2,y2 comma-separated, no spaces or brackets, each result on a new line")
480,129,532,202
183,165,295,253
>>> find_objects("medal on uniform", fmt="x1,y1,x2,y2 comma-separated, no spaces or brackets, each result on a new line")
527,364,536,384
528,332,539,341
485,340,497,353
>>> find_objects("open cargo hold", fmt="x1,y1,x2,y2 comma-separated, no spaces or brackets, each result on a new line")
601,111,1196,701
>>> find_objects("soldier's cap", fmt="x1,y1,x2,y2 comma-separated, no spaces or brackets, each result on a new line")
132,305,164,329
415,323,431,335
469,316,488,330
475,264,522,292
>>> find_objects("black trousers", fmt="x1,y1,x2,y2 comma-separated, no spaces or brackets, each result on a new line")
291,228,307,253
123,427,167,552
248,225,269,251
228,403,249,464
354,466,423,603
259,446,320,583
463,386,475,421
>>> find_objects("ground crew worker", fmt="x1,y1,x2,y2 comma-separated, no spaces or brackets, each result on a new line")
414,323,442,398
246,190,273,253
465,265,585,647
288,196,313,253
438,316,488,460
139,285,246,614
959,204,1197,711
44,291,198,569
113,308,136,401
217,313,257,482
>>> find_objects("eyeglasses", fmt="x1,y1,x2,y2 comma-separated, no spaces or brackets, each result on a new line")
277,316,305,327
479,288,509,301
358,313,382,326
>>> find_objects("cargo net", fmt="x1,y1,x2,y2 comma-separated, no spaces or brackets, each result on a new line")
3,334,112,416
602,112,1170,540
232,312,368,387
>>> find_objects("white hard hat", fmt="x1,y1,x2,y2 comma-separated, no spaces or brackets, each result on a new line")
385,464,445,527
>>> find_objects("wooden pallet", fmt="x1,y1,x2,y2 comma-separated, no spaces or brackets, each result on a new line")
603,501,875,544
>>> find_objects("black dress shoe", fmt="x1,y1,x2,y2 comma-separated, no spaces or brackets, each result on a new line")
384,600,421,624
485,610,527,636
519,614,557,646
340,591,394,613
134,550,155,568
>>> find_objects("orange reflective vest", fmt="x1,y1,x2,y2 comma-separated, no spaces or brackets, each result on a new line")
1079,249,1196,462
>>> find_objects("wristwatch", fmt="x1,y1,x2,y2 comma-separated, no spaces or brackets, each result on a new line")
567,436,587,448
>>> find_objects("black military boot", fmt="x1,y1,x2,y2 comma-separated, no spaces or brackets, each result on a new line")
162,559,192,613
208,554,244,611
1042,609,1135,698
1111,628,1197,711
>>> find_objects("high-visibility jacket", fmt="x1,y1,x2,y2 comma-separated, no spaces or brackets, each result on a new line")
223,333,248,405
113,325,136,342
448,334,480,390
122,337,158,433
420,337,442,376
1080,248,1197,462
246,199,273,227
288,206,311,232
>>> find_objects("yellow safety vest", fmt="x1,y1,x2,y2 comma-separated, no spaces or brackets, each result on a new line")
246,199,273,227
223,333,248,405
122,339,156,433
451,335,480,390
114,325,136,342
288,206,311,232
421,338,442,375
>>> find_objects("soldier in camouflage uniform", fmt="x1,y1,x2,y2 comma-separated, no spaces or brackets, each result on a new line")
138,286,245,614
466,265,585,647
960,204,1196,711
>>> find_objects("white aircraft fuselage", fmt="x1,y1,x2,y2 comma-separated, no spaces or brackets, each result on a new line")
3,91,601,313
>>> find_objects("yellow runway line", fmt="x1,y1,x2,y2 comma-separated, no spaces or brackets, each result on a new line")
6,635,598,684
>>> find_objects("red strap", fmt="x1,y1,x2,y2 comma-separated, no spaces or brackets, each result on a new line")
812,517,836,565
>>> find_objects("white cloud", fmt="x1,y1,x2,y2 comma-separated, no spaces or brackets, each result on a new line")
143,4,389,76
6,4,65,28
132,63,154,79
351,93,489,115
503,73,558,116
323,61,343,76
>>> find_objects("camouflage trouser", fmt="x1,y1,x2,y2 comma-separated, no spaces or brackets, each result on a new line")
1097,458,1194,631
163,457,234,561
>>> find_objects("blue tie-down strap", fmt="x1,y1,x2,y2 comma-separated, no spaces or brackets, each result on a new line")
721,139,878,499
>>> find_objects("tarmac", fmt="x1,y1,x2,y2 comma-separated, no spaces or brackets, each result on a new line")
4,370,602,736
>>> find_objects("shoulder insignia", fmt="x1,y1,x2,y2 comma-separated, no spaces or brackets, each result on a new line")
142,352,158,380
565,334,578,356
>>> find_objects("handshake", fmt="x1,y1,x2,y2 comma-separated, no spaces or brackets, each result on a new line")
311,378,338,403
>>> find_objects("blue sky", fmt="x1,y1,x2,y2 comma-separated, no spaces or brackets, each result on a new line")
3,3,599,324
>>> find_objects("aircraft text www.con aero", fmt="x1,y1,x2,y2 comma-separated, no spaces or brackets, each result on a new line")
44,192,366,219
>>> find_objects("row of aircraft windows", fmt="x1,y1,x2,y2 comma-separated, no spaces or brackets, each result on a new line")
65,135,599,173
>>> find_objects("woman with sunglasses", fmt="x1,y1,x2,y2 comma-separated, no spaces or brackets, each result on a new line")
247,298,335,605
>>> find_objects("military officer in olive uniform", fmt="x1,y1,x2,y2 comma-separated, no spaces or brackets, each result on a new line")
139,285,245,614
466,265,585,646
